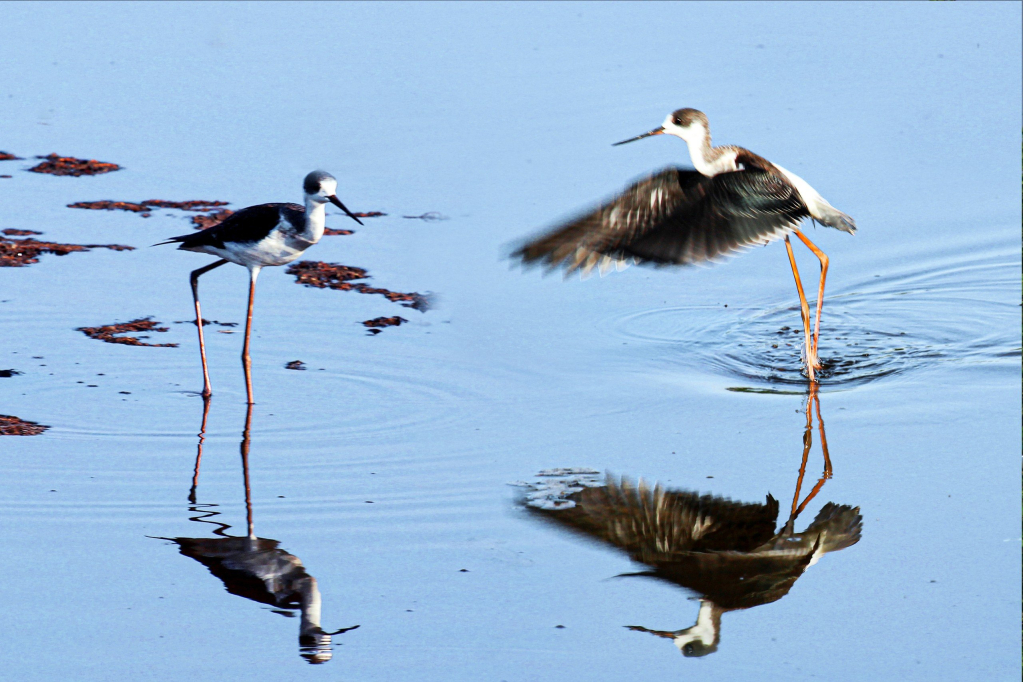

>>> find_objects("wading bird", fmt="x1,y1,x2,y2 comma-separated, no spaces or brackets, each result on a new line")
514,109,856,381
158,171,364,403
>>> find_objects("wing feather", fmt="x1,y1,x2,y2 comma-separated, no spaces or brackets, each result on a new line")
159,203,297,251
514,167,809,275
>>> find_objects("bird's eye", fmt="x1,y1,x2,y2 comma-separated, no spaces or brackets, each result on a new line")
673,117,683,126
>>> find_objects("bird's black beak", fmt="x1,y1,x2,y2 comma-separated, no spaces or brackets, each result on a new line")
328,195,364,225
613,127,664,146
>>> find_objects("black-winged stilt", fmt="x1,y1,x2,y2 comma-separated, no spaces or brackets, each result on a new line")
158,171,363,403
514,108,857,382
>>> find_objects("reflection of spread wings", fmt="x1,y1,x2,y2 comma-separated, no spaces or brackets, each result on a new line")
513,167,808,275
528,477,862,610
528,477,779,562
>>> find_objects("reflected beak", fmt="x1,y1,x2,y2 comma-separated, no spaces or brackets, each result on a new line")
328,195,364,225
613,127,664,146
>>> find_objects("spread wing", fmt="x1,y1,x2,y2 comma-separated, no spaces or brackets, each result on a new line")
157,203,298,250
527,476,779,564
513,167,809,275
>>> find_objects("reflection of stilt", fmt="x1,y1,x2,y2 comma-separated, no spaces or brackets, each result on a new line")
524,389,860,659
788,383,833,526
158,401,358,664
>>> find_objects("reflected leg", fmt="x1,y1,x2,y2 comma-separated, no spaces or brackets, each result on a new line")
240,402,255,539
188,396,212,503
190,259,229,397
784,236,817,382
241,266,261,405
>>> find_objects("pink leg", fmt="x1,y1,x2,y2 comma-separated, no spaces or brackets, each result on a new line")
190,259,228,397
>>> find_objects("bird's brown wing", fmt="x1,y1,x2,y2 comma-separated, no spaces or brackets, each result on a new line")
514,167,809,275
527,476,779,564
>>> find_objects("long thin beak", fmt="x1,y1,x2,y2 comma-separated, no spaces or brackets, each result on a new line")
612,127,664,146
328,195,364,225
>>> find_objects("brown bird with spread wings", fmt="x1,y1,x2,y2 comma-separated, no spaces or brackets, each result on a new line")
514,108,856,382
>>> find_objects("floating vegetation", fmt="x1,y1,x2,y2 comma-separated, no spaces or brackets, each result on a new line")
77,317,178,347
0,151,22,161
285,360,307,370
190,209,234,229
362,316,407,334
1,234,133,267
70,199,229,215
287,260,429,311
28,154,120,176
0,415,48,436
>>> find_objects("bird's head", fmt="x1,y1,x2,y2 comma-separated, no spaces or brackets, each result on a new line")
303,170,363,225
613,108,709,147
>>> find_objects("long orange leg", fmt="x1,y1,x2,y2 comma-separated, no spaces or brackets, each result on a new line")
784,236,817,382
241,266,261,405
793,230,830,366
190,259,228,398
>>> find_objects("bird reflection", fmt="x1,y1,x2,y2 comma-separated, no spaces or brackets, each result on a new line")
525,385,860,657
155,400,358,664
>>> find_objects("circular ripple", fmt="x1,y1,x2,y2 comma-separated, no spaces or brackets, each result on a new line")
613,243,1021,389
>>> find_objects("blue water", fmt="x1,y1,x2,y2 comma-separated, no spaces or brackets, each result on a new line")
1,3,1020,680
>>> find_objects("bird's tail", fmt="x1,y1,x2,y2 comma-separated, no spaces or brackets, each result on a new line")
815,205,857,235
152,235,188,247
803,503,862,553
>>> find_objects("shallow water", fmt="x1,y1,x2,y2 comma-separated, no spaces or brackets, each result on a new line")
1,3,1020,680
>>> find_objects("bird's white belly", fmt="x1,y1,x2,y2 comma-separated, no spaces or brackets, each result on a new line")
203,230,313,268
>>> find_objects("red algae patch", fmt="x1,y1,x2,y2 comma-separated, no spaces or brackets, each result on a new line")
2,229,42,236
323,228,354,236
190,209,234,230
0,415,49,436
1,234,133,267
28,154,120,176
287,261,429,311
71,200,231,222
0,151,22,161
362,316,407,335
285,360,307,370
77,318,178,347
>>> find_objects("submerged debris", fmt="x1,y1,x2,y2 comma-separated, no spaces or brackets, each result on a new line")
77,318,178,347
1,234,133,267
0,151,21,161
323,228,354,236
362,316,407,335
2,229,41,236
28,154,120,176
174,319,237,327
0,415,49,436
287,260,429,311
402,212,448,221
285,360,307,370
0,369,23,378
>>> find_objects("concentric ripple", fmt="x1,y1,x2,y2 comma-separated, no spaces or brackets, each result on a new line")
614,237,1021,389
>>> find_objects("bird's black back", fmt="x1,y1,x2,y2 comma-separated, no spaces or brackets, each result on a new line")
163,203,302,250
514,166,809,274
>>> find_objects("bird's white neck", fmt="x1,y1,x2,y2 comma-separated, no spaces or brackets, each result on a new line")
301,198,327,243
680,124,739,176
674,600,721,651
